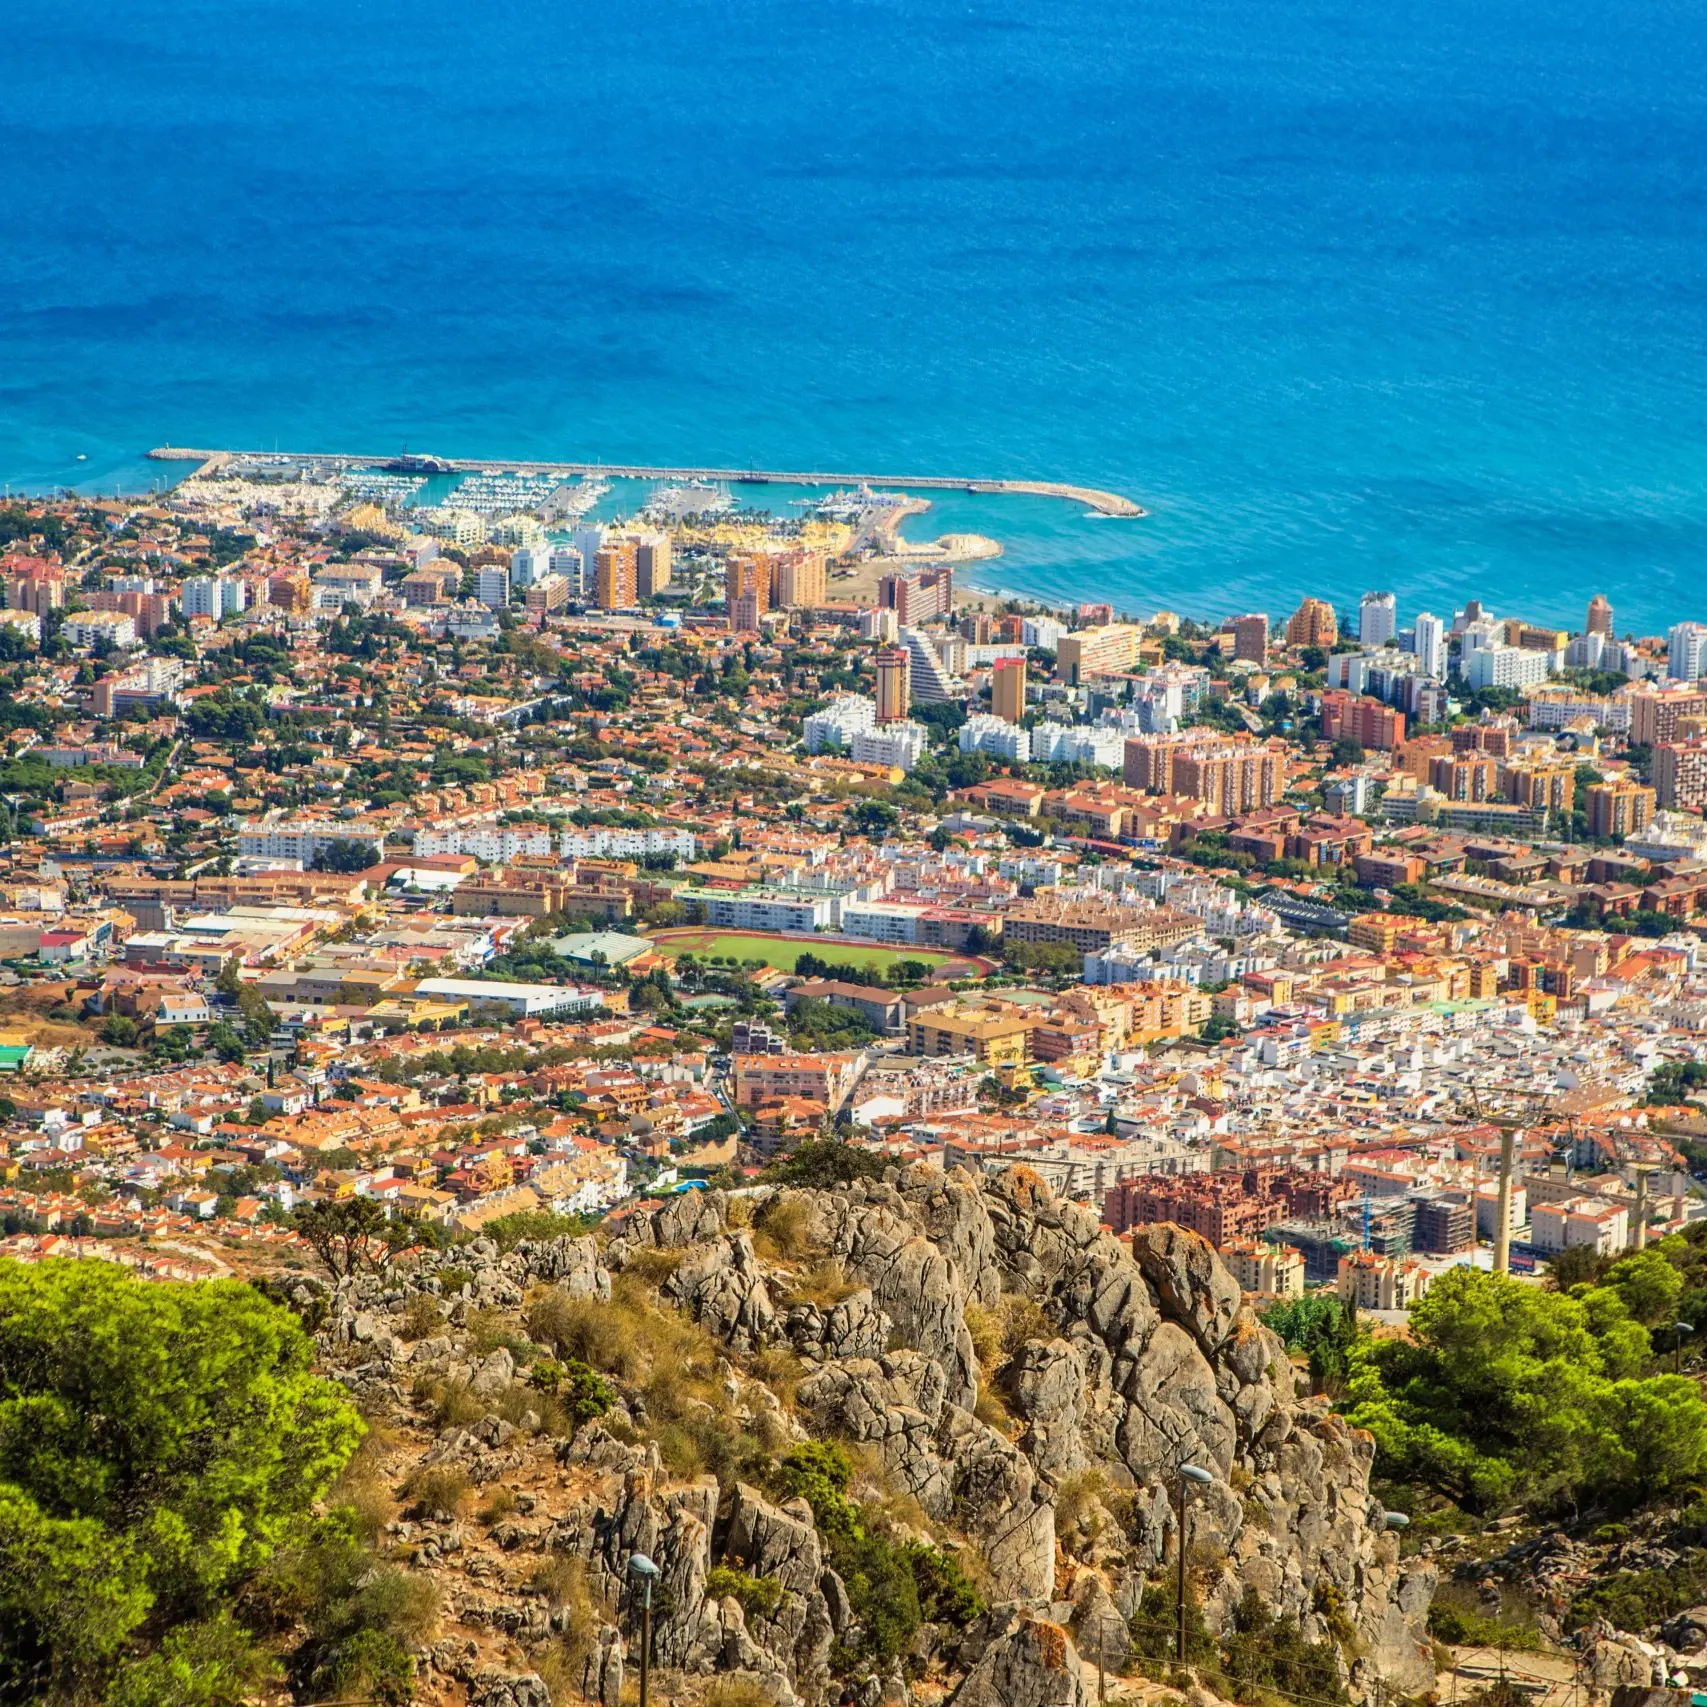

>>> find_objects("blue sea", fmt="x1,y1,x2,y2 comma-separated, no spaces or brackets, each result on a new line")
3,0,1705,634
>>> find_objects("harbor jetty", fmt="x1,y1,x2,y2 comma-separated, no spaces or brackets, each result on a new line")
146,447,1145,518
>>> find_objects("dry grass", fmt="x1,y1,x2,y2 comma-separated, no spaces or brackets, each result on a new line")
752,1195,812,1263
400,1293,445,1341
704,1679,774,1707
784,1259,859,1309
329,1421,397,1542
744,1346,807,1410
479,1484,518,1524
622,1247,684,1286
405,1465,471,1520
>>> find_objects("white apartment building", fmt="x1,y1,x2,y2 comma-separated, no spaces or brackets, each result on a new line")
63,611,137,650
1023,615,1065,652
473,567,510,609
901,627,957,703
1359,592,1397,647
1670,622,1707,681
237,820,388,865
682,890,833,934
959,714,1031,763
180,574,249,619
1414,613,1446,681
803,694,877,752
1523,685,1632,732
413,824,553,862
558,826,696,861
509,543,551,589
850,722,928,772
839,899,929,944
1532,1195,1629,1255
1031,723,1127,769
1462,642,1551,691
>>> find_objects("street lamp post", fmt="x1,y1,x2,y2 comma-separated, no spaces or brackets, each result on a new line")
628,1553,660,1707
1176,1464,1215,1666
1676,1322,1695,1376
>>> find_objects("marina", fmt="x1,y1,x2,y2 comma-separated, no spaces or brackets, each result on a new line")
148,446,1147,518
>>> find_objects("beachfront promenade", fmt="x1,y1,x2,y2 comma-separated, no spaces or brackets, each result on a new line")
146,447,1145,518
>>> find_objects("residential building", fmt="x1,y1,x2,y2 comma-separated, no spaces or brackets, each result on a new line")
524,574,572,615
1336,1251,1433,1311
237,819,387,865
1656,740,1707,811
901,627,957,703
473,567,510,609
991,655,1026,723
877,565,954,626
632,531,672,597
1228,613,1269,663
959,714,1031,763
1359,592,1397,647
1586,593,1614,637
1414,611,1446,681
848,721,929,772
770,548,824,610
1056,624,1141,685
1585,779,1655,841
803,694,877,753
1220,1237,1305,1300
1320,690,1405,751
733,1051,867,1114
1630,683,1707,747
1670,622,1707,681
1284,597,1338,649
1531,1196,1629,1256
1462,643,1551,690
875,647,911,723
908,1006,1035,1066
595,541,637,611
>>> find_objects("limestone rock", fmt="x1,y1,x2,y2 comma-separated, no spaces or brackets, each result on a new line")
951,1616,1089,1707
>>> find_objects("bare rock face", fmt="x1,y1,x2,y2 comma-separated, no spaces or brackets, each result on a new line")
951,1616,1089,1707
515,1232,611,1299
665,1232,778,1351
456,1163,1433,1706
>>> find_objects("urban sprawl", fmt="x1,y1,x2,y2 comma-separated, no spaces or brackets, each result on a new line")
4,456,1707,1313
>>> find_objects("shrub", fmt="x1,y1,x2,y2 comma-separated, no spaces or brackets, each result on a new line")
1565,1551,1707,1634
706,1565,786,1621
400,1293,444,1341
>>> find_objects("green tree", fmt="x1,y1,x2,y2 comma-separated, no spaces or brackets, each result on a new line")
0,1261,361,1701
98,1014,138,1048
312,837,379,874
293,1198,416,1281
1344,1267,1707,1514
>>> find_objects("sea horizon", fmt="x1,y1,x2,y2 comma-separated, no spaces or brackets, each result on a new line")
4,0,1704,635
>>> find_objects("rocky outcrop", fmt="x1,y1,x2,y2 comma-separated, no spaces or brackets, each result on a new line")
375,1162,1434,1707
951,1616,1088,1707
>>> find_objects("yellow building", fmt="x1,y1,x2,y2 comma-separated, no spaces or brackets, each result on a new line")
991,655,1027,724
1284,597,1338,649
1056,625,1140,685
908,1007,1035,1066
595,541,638,610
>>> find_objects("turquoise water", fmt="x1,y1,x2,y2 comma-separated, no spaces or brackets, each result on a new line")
2,0,1705,633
